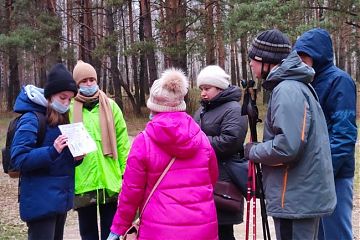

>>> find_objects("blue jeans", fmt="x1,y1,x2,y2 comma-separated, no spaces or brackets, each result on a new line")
318,177,353,240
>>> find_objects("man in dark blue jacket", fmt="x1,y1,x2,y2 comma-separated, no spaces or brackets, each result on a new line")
294,28,357,240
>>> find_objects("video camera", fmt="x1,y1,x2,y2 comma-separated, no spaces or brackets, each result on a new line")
241,79,256,89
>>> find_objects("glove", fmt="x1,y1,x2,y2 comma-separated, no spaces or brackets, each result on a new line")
107,232,121,240
244,142,257,160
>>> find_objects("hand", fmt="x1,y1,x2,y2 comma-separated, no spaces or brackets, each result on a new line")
107,232,121,240
53,135,68,153
244,142,257,160
74,154,85,161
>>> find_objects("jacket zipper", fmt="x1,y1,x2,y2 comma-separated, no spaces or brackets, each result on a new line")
281,166,289,208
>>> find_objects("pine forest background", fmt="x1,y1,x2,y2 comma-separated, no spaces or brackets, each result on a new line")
0,0,359,115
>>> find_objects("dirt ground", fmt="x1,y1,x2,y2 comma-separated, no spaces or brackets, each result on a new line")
0,135,359,239
0,155,359,239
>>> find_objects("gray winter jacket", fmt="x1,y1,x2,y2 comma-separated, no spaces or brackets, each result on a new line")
248,51,336,219
194,85,248,224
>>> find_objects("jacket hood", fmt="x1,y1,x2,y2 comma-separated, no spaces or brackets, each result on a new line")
293,28,333,75
14,85,47,114
201,85,241,110
263,51,315,91
145,112,204,159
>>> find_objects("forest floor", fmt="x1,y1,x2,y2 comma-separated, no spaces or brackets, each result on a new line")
0,136,359,240
0,101,359,239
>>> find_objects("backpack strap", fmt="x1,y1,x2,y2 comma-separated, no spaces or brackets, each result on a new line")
33,111,46,146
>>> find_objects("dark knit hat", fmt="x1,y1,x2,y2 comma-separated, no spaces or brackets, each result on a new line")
44,63,78,99
248,29,291,64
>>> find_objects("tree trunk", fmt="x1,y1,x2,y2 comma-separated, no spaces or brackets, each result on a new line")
106,6,123,109
8,50,19,111
230,41,237,85
139,2,147,106
5,0,20,110
235,41,241,86
240,35,248,81
205,0,215,65
104,3,141,115
140,0,157,87
215,1,225,68
121,7,130,90
67,0,75,67
338,28,346,70
162,0,187,71
78,0,94,62
38,57,47,87
355,29,360,84
128,0,141,114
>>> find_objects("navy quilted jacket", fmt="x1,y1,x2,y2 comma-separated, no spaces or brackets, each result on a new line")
11,87,77,222
294,28,357,178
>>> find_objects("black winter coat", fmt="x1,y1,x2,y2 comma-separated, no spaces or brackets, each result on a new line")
194,85,248,225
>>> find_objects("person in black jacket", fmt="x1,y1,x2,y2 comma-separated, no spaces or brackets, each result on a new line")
194,65,248,240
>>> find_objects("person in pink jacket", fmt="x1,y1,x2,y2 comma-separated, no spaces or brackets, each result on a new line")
107,68,219,240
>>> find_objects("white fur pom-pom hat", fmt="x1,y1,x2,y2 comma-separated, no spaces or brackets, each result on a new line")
146,68,189,112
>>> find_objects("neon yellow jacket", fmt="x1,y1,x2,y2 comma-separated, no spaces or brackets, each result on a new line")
69,98,130,197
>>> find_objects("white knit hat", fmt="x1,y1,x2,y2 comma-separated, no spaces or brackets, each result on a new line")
147,68,189,113
196,65,230,89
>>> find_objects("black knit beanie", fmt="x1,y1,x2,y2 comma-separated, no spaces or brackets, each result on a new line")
248,29,291,64
44,63,78,99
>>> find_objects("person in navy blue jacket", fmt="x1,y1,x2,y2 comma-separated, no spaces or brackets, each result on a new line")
11,63,79,240
294,28,357,240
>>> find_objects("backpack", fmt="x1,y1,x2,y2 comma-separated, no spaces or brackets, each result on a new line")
2,111,46,178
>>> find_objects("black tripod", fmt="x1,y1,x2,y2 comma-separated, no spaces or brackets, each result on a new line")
241,79,271,240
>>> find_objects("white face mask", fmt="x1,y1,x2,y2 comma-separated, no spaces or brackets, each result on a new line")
79,85,99,96
50,99,69,114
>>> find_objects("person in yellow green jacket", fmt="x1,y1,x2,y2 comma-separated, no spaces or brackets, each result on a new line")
69,60,130,240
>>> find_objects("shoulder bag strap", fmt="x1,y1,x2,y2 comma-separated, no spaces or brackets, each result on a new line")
140,131,176,217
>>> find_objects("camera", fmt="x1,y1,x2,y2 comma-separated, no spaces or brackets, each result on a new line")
241,79,255,89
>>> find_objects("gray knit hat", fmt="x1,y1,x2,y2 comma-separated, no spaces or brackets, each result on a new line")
248,29,291,64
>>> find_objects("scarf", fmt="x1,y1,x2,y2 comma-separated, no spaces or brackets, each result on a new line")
73,90,118,160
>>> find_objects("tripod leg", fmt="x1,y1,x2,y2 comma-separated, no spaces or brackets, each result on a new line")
255,163,271,240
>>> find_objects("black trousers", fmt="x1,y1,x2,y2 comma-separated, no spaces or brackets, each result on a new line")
27,213,67,240
77,202,117,240
218,224,236,240
273,217,320,240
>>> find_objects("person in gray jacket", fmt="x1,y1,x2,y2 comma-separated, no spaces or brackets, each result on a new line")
244,29,336,240
194,65,248,240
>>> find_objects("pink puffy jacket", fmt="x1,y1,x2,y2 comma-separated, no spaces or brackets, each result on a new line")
110,112,219,240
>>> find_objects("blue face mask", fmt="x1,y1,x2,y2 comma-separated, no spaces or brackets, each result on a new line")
51,99,70,114
79,85,99,96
